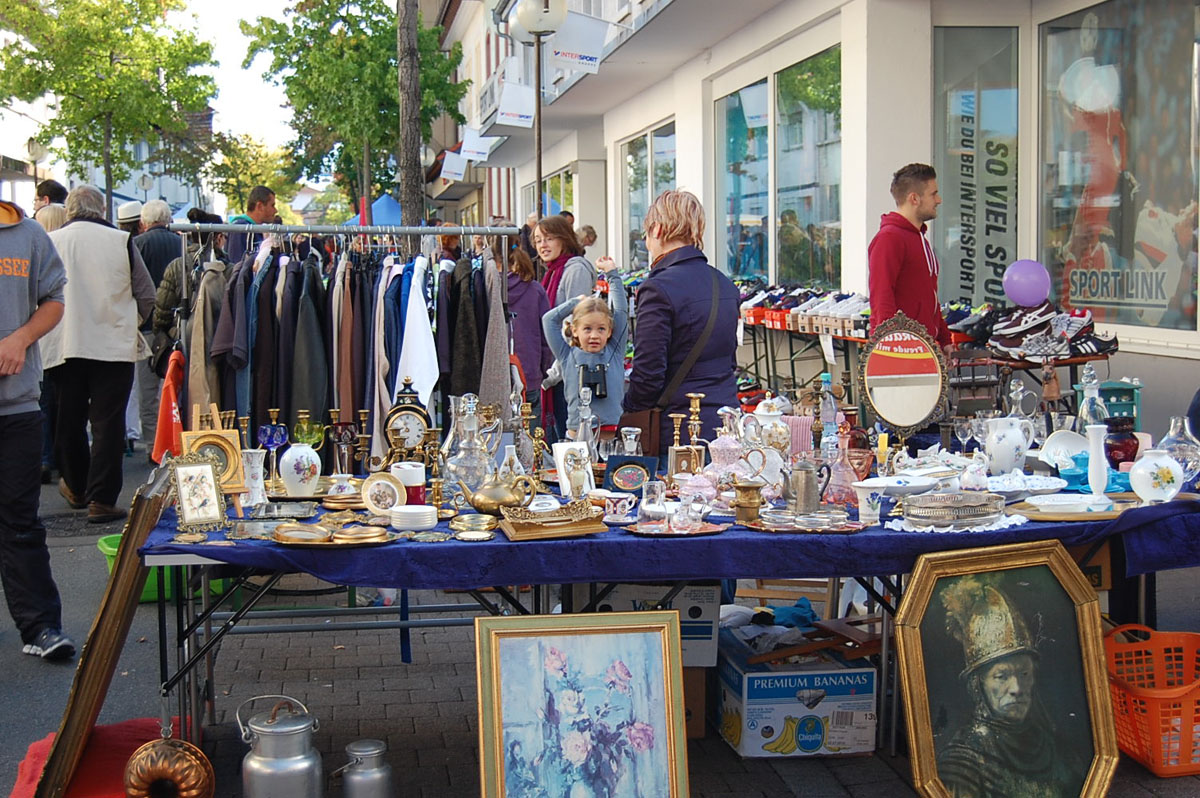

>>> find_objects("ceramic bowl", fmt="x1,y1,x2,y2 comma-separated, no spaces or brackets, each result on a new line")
389,506,439,531
853,476,937,497
1038,430,1088,468
1025,493,1113,513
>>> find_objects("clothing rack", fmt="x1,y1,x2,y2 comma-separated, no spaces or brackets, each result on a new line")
168,223,520,235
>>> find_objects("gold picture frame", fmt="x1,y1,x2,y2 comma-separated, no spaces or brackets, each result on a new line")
894,540,1118,797
476,611,689,798
180,428,244,495
169,452,228,533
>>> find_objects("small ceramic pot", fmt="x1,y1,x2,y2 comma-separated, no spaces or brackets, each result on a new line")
1104,417,1139,469
1129,449,1184,505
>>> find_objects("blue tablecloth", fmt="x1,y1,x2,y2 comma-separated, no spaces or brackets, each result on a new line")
139,501,1200,590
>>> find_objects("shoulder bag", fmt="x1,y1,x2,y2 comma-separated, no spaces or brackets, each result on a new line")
619,267,721,455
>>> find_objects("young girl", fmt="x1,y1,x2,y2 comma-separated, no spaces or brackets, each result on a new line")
541,257,628,434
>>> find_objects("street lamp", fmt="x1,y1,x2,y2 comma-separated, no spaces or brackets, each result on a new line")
514,0,566,220
26,137,48,183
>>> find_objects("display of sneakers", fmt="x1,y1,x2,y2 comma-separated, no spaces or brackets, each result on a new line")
954,305,1004,342
990,300,1057,337
1018,330,1071,363
1049,308,1094,341
23,628,76,661
1070,333,1119,357
948,302,994,332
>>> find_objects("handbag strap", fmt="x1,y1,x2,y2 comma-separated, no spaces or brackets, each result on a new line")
655,267,721,411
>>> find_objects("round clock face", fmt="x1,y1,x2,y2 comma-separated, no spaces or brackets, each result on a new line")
389,411,428,448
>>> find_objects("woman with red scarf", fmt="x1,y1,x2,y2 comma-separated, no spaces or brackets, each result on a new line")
535,215,596,438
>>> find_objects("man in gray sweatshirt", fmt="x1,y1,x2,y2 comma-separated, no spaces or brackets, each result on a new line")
0,199,74,660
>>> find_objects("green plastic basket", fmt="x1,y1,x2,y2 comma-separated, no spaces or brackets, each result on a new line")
96,534,226,603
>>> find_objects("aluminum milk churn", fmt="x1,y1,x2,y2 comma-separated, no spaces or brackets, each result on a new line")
337,739,395,798
238,695,323,798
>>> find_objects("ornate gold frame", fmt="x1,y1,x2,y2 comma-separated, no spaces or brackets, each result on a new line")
180,429,245,495
855,310,949,441
475,612,689,798
894,540,1118,797
169,452,228,533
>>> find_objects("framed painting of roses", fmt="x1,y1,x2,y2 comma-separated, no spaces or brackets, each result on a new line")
475,611,688,797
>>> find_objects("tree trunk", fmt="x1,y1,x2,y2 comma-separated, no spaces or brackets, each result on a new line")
361,139,374,226
103,113,114,222
396,0,422,249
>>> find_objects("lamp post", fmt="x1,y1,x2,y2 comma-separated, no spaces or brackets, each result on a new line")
26,137,47,184
514,0,566,220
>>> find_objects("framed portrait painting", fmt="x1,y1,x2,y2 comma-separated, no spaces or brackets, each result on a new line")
475,611,689,798
895,540,1117,798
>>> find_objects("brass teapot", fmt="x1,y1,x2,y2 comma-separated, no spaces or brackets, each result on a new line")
455,473,538,516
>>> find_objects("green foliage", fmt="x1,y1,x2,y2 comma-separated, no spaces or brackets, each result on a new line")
205,132,301,213
776,45,841,122
242,0,467,203
0,0,216,188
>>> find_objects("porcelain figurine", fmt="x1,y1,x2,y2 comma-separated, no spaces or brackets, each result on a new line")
960,452,990,491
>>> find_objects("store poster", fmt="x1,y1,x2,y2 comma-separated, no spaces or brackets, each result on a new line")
548,11,609,74
498,82,535,128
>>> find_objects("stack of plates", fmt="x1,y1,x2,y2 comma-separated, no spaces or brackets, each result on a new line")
390,505,439,531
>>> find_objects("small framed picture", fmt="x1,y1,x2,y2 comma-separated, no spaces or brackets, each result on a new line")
476,611,689,798
181,429,245,494
552,441,595,500
602,454,660,495
169,453,228,533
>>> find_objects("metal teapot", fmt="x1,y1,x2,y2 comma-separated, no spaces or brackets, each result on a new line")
456,473,537,516
238,695,323,798
785,457,831,514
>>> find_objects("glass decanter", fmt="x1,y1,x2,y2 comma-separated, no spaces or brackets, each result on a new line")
1077,362,1110,427
619,426,643,456
822,433,860,508
514,402,538,476
444,394,496,497
440,395,465,462
575,387,601,463
1159,415,1200,484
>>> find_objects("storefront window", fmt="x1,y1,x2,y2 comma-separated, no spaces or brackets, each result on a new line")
716,79,769,279
525,169,575,218
775,45,842,288
620,122,675,271
1040,0,1198,330
933,28,1019,307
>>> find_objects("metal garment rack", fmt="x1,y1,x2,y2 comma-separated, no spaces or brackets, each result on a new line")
167,222,521,236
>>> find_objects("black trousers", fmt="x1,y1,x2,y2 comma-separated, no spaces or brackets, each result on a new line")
0,411,62,642
48,359,135,507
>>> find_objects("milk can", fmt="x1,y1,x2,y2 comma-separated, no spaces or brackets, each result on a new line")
237,695,323,798
335,739,394,798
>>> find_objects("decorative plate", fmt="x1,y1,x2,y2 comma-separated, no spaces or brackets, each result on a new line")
853,476,938,496
361,472,407,515
625,522,729,537
227,520,284,540
412,531,452,543
273,529,403,548
273,523,334,543
1024,493,1113,513
603,514,636,525
1023,475,1069,495
453,529,496,542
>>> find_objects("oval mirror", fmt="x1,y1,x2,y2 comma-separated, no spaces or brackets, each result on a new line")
857,311,947,440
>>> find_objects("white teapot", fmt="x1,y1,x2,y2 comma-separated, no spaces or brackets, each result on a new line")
739,393,791,456
985,417,1035,476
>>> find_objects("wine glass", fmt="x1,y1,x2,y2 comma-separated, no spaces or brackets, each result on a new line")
953,418,974,453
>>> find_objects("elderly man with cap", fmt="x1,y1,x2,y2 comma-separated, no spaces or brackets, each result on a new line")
116,200,143,236
935,577,1085,798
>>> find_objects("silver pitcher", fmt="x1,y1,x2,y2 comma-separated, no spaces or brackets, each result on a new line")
786,458,830,514
238,695,323,798
337,739,395,798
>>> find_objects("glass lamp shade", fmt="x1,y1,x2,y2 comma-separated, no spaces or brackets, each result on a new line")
516,0,567,35
506,6,536,46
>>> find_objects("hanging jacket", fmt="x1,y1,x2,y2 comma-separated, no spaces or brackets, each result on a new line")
292,256,328,433
152,349,186,464
187,260,228,410
448,257,483,396
478,251,512,420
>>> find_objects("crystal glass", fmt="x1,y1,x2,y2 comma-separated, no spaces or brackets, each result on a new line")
637,480,669,533
1159,415,1200,483
444,395,497,496
619,427,644,456
257,422,289,489
953,418,974,453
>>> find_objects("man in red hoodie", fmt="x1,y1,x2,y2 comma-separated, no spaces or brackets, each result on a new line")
868,163,951,349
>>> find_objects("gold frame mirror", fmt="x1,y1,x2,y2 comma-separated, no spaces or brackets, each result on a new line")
856,311,948,440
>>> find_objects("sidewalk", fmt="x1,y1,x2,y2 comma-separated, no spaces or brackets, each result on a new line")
3,448,1200,794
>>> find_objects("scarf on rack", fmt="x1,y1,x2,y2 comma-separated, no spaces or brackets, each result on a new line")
541,252,569,306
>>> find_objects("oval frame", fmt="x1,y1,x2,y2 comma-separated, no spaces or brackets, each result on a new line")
855,311,948,440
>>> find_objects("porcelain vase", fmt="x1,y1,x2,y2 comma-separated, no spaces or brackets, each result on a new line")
279,442,322,497
327,473,355,495
241,449,268,507
1085,424,1109,497
1129,449,1184,505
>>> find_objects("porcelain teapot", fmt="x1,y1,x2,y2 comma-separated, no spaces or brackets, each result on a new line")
984,416,1035,476
960,452,990,491
739,393,792,456
455,473,537,516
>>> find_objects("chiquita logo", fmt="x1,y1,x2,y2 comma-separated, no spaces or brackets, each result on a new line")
795,715,824,753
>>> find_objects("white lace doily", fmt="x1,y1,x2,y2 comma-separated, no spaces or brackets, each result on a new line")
883,514,1030,534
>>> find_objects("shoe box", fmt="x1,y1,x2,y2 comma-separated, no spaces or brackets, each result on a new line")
570,581,720,667
714,627,876,758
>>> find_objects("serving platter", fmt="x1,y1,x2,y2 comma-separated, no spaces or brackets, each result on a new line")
745,520,867,534
1006,491,1200,522
624,522,729,538
272,528,405,548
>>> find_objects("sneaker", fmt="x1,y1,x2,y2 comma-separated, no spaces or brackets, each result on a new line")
23,628,76,661
990,300,1057,337
1019,331,1071,363
1070,333,1119,357
87,502,127,524
957,306,1004,342
948,303,994,332
1050,309,1094,341
58,478,85,510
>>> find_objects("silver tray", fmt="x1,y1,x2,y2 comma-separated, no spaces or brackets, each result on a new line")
251,501,319,520
902,492,1004,528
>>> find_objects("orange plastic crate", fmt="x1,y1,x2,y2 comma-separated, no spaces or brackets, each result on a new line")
743,307,767,325
1105,624,1200,777
765,309,790,330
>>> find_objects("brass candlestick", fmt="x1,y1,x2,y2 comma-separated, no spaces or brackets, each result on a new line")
329,408,341,425
669,414,686,448
354,433,372,474
421,428,443,478
429,477,456,520
685,392,705,446
237,416,250,449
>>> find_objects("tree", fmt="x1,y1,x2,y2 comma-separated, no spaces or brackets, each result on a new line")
0,0,215,218
396,0,421,234
205,132,301,215
242,0,467,224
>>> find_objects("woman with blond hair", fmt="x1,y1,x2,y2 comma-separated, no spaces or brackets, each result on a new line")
621,189,740,457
